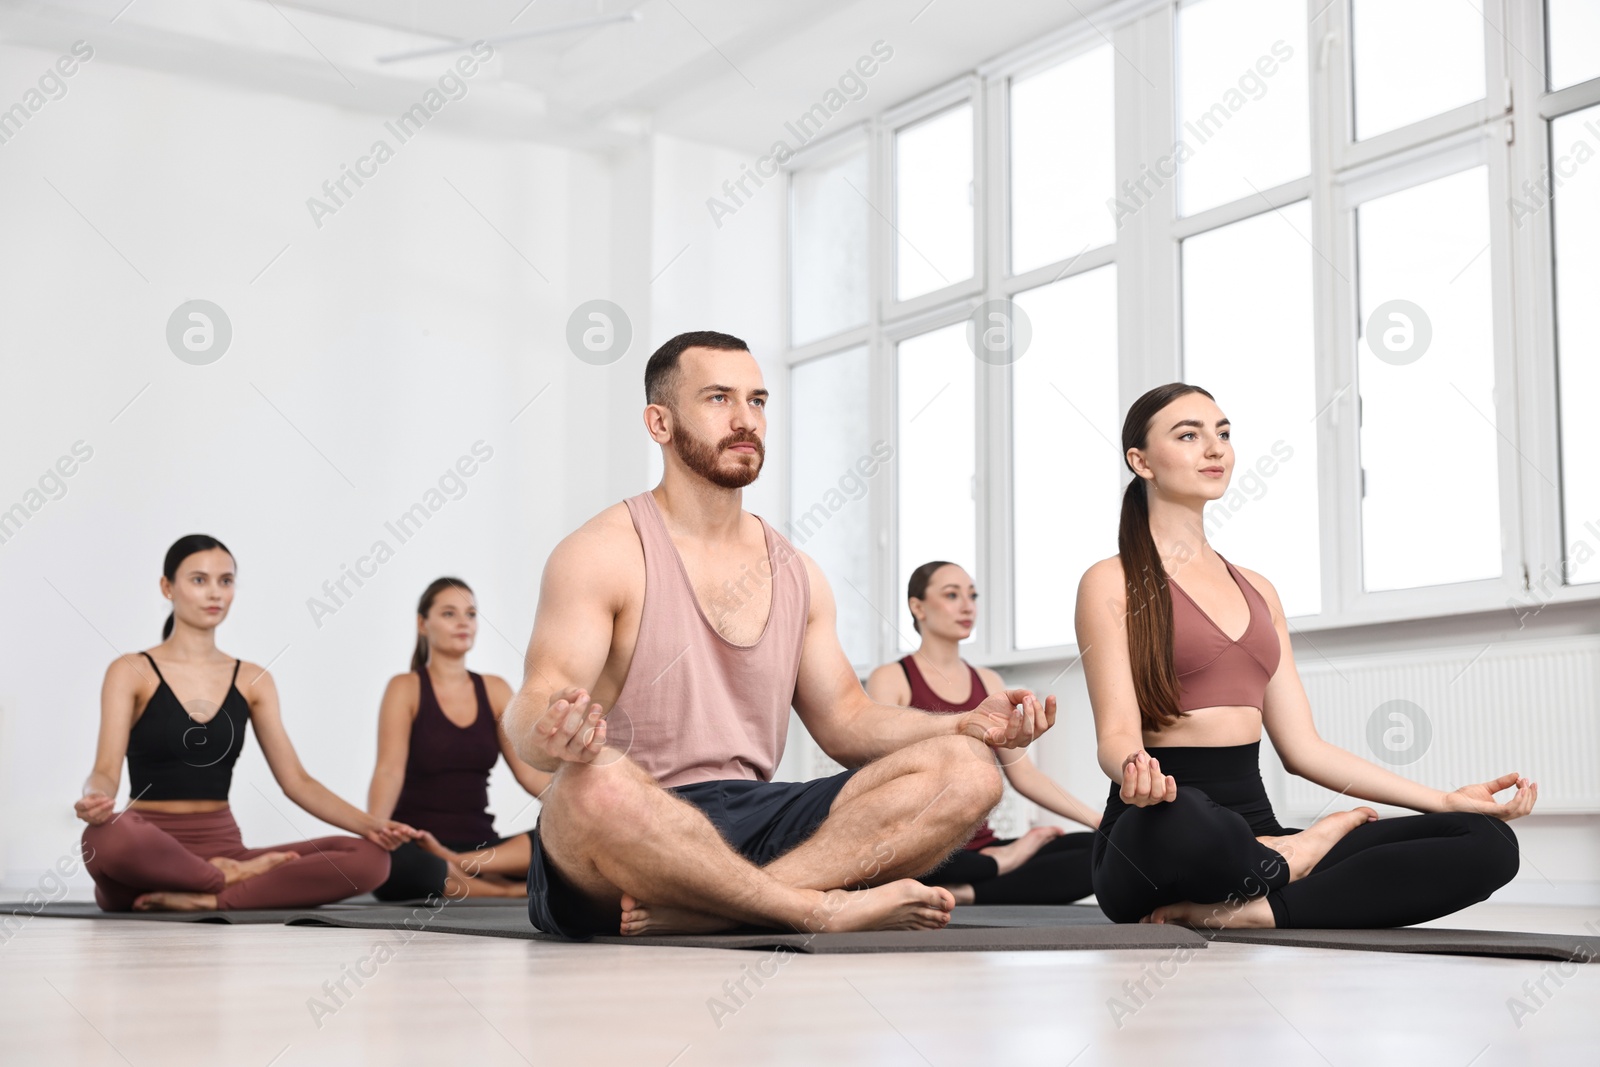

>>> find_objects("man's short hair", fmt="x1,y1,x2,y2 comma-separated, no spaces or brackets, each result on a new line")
644,331,750,408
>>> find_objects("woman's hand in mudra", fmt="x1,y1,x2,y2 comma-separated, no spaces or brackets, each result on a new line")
1444,773,1537,821
74,792,116,826
1120,751,1177,808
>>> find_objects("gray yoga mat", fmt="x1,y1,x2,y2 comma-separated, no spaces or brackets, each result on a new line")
284,902,1204,953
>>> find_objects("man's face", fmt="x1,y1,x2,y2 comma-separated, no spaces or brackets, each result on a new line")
666,347,768,490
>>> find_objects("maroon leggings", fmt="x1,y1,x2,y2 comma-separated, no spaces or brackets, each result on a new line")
81,807,389,911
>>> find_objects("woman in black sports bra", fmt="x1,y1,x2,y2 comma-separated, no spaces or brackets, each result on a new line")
74,534,415,911
1076,383,1535,928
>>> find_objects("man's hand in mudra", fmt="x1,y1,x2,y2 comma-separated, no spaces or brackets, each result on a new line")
956,688,1056,749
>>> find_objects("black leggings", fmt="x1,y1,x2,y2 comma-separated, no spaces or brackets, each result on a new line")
1091,744,1520,928
373,833,528,903
919,833,1095,905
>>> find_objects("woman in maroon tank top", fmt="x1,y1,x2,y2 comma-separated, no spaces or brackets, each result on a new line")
367,578,551,900
866,561,1102,906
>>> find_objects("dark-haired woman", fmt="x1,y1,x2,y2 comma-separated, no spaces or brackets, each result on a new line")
1077,384,1535,928
367,578,550,901
867,561,1100,906
75,536,409,911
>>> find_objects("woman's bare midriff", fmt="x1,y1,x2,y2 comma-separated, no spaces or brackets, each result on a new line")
129,799,230,813
1143,705,1263,749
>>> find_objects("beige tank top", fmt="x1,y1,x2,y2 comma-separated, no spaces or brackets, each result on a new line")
609,491,810,788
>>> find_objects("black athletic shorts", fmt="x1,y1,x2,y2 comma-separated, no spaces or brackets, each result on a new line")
526,769,858,941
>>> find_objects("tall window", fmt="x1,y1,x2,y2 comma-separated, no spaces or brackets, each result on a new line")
790,146,869,346
790,347,877,665
780,0,1597,665
1175,0,1309,215
1547,1,1600,90
1012,268,1120,649
1355,168,1500,592
1552,104,1600,585
1010,45,1114,272
1350,0,1485,140
894,105,975,302
896,323,976,647
1182,202,1321,615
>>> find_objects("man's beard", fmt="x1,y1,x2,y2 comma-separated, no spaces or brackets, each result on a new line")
673,425,765,489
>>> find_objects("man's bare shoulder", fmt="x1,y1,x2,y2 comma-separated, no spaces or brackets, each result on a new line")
543,502,643,600
790,546,834,619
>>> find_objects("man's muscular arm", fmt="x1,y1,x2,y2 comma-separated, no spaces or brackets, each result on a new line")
791,553,1054,766
503,520,626,773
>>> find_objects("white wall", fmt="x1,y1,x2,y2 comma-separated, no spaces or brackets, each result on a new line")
0,44,653,890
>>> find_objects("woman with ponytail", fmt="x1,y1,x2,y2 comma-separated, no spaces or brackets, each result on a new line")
1077,384,1534,928
74,535,409,911
867,560,1100,905
367,578,549,900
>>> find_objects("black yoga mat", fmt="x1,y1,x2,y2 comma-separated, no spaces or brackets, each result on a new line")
2,901,397,925
1210,926,1598,963
954,906,1596,963
284,902,1204,953
949,904,1113,928
15,898,1590,962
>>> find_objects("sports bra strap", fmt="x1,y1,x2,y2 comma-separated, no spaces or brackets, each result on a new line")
139,650,167,683
137,652,242,690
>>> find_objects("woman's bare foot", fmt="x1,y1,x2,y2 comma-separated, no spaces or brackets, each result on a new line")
414,831,459,863
1256,807,1378,882
133,891,219,911
809,880,955,933
978,826,1064,876
207,851,298,886
943,884,976,906
442,868,527,900
1143,896,1274,929
619,894,738,936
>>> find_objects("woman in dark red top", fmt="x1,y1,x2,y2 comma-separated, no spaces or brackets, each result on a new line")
368,577,550,900
866,561,1101,905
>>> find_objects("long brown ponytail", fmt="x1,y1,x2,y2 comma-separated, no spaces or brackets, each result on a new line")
412,576,471,672
1118,383,1214,732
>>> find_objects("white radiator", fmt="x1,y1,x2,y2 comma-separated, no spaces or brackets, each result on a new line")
1270,634,1600,816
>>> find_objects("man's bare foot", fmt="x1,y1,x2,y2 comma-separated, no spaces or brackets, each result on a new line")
619,894,737,936
1142,896,1274,929
207,851,299,886
978,826,1064,876
808,880,956,933
1256,807,1378,882
133,891,219,911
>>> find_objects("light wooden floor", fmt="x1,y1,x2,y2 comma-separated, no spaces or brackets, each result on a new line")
2,902,1596,1066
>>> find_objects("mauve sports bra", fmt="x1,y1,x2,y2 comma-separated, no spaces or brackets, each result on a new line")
1168,556,1280,712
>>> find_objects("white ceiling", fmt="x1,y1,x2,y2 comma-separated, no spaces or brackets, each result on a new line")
1,0,1116,152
